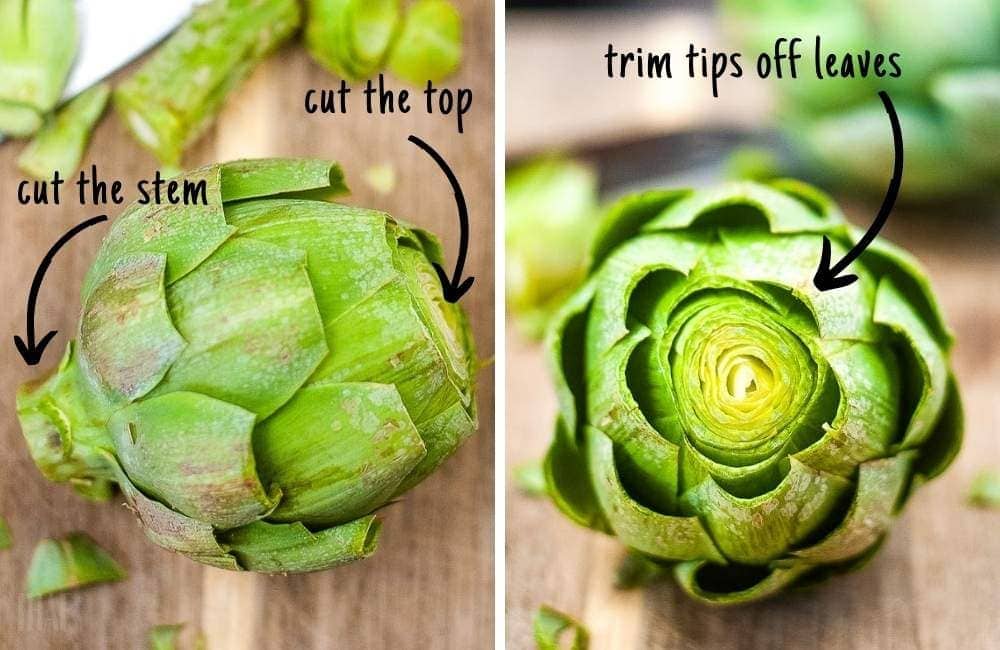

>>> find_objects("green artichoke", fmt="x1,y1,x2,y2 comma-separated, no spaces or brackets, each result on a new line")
506,156,600,340
722,0,1000,200
16,159,477,573
543,181,961,604
0,0,77,137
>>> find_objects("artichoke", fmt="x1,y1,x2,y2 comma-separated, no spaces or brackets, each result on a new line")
506,156,600,339
0,0,77,137
16,159,477,573
722,0,1000,200
543,181,961,604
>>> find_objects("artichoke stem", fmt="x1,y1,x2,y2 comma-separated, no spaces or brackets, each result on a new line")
16,343,116,496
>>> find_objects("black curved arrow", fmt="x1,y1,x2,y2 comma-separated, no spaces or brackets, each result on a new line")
14,214,108,366
813,90,903,292
408,134,474,303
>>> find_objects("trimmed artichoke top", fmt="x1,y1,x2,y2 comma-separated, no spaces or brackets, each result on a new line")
544,180,961,604
16,159,477,573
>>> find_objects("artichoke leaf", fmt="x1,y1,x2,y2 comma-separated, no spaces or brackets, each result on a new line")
0,515,11,550
588,428,724,563
968,469,1000,508
304,0,400,80
107,392,279,530
18,82,111,180
226,200,399,325
680,458,852,565
792,452,915,564
712,228,878,341
587,231,708,358
911,373,963,483
545,281,596,437
534,605,590,650
256,382,426,526
0,0,77,136
220,158,348,202
506,156,599,339
857,229,954,348
80,252,186,404
394,398,476,495
643,181,837,234
154,237,328,418
590,189,691,270
221,516,381,573
311,278,457,422
544,419,605,531
104,450,238,565
874,277,948,448
674,559,812,606
794,340,900,476
388,0,463,84
81,165,235,301
587,328,681,513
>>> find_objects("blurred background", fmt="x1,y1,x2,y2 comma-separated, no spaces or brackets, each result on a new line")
506,1,1000,648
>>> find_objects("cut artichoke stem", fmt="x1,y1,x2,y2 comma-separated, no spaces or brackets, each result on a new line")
16,342,117,493
544,180,961,604
113,0,301,167
16,159,477,574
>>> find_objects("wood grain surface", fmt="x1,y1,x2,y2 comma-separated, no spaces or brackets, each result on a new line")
506,206,1000,649
0,1,494,647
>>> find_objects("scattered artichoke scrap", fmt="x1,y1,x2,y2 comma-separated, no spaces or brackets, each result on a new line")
541,180,962,604
534,605,589,650
26,532,126,599
723,0,1000,200
149,623,207,650
16,158,478,573
968,470,1000,508
0,515,11,550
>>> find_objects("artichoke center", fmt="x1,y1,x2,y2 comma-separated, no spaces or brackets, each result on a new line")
724,356,770,402
666,296,817,459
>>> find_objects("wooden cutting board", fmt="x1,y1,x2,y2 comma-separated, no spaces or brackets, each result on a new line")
506,209,1000,649
0,1,494,647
